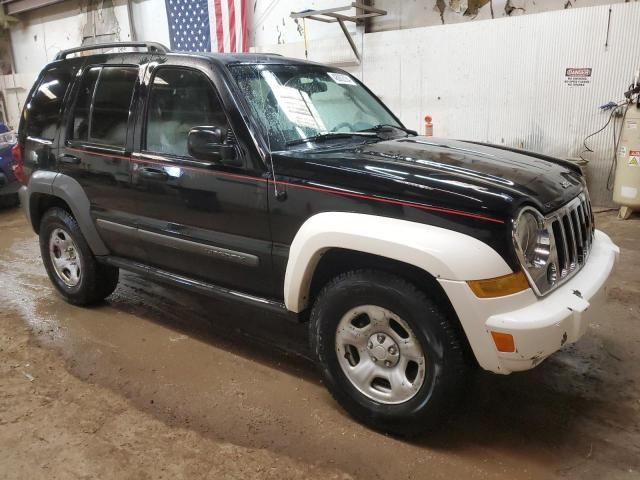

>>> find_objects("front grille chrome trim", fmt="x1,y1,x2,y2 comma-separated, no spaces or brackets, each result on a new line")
517,192,595,297
543,192,594,295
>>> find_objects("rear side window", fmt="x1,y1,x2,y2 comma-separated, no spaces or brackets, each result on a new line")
146,68,226,157
24,67,72,140
70,67,100,142
69,66,138,147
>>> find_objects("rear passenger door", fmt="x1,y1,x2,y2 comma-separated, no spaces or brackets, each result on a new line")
59,64,147,259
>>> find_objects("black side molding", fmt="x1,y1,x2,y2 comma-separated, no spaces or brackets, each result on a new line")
100,256,301,323
96,219,259,268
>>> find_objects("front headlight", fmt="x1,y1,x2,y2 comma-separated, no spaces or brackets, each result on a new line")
0,131,16,146
513,207,554,294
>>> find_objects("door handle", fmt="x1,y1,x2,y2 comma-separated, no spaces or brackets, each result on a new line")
58,154,81,165
138,166,169,181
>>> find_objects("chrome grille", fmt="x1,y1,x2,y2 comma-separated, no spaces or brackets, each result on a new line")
546,192,594,283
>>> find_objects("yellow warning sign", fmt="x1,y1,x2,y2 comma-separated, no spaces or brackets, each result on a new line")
629,157,639,167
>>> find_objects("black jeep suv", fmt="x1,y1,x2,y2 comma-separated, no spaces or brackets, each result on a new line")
16,42,618,435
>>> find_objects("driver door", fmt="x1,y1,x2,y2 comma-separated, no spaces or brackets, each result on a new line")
127,64,273,296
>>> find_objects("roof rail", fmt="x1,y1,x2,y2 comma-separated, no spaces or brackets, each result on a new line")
54,42,169,61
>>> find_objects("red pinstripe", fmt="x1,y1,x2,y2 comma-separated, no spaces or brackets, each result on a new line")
65,148,505,224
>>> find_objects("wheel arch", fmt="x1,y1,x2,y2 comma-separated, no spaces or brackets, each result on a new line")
25,171,109,255
283,212,512,313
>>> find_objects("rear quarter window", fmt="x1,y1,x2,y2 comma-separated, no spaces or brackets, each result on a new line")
24,67,73,141
69,66,138,148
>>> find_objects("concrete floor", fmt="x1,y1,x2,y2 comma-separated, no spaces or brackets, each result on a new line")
0,206,638,479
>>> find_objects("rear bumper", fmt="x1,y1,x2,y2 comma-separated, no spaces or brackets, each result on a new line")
439,230,619,374
0,181,20,196
18,186,31,224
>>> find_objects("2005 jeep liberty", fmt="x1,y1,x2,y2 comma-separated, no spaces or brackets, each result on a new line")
14,42,619,435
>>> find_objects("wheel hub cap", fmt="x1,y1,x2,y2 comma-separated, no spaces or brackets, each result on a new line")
367,333,400,367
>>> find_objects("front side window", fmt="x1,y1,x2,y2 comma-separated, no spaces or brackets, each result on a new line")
230,64,401,150
146,68,227,157
69,66,138,147
24,67,73,140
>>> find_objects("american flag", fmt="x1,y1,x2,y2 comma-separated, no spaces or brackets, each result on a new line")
165,0,249,53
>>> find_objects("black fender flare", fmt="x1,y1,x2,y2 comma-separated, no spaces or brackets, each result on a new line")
24,171,109,256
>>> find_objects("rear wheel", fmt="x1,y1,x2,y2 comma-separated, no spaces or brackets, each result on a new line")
39,207,119,305
310,269,466,435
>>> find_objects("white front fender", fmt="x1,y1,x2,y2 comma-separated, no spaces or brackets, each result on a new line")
284,212,512,312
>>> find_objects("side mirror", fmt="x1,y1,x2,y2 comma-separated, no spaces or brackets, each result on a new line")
187,126,239,165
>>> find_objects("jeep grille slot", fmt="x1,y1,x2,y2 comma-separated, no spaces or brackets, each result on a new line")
561,214,576,271
548,192,594,282
551,220,567,274
570,209,584,263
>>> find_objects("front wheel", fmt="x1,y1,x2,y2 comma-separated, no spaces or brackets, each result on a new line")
39,207,119,305
309,269,466,435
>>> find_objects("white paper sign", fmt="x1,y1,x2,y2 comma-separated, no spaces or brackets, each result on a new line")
262,71,326,131
328,72,356,86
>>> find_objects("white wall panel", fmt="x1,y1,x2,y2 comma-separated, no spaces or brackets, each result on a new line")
0,72,37,130
130,0,170,46
9,0,133,73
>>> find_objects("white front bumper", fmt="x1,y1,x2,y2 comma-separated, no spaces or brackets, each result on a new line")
439,230,620,374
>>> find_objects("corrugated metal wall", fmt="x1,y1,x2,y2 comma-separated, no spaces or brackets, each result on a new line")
260,2,640,206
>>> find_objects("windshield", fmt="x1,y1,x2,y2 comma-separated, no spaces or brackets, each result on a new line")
230,64,402,150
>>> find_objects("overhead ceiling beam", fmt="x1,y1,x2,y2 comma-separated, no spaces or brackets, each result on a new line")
2,0,65,15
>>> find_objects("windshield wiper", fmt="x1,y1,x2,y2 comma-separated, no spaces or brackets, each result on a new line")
286,132,377,147
358,124,418,136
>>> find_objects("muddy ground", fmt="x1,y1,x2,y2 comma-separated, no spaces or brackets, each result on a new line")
0,206,638,480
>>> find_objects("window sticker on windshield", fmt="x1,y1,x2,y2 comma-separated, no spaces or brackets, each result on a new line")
262,71,327,131
328,72,356,85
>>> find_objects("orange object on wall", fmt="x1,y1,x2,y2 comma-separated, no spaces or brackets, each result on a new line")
424,115,433,136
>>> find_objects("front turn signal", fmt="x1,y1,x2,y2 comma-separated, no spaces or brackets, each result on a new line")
467,271,530,298
490,331,516,353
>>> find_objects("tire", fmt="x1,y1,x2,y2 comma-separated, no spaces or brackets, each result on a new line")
309,269,466,436
39,207,119,306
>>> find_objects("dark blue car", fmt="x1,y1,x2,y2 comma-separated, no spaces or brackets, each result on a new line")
0,123,19,208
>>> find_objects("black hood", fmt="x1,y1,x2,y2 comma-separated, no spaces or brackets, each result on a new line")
357,137,583,212
275,136,584,218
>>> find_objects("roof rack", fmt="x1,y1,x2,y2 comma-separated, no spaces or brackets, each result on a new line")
54,42,170,61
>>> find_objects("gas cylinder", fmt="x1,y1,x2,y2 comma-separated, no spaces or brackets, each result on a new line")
613,103,640,219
